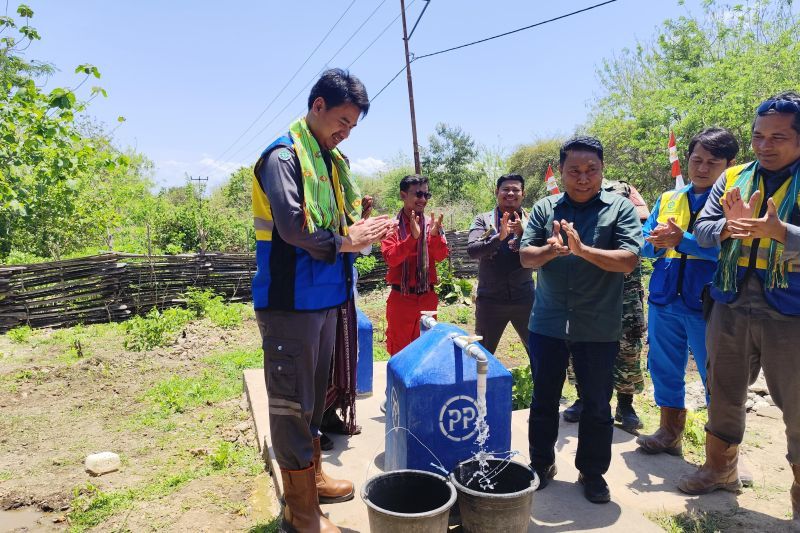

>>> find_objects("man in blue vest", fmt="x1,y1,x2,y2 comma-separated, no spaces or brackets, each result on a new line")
681,92,800,526
252,69,395,533
636,127,738,456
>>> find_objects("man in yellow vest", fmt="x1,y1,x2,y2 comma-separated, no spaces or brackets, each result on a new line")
681,92,800,526
252,69,395,533
636,127,737,454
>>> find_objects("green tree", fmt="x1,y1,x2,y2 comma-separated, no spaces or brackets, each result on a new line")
506,137,564,207
0,4,132,259
421,123,482,204
587,0,800,203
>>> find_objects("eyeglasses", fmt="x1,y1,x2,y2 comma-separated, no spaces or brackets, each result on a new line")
414,191,432,199
756,98,800,115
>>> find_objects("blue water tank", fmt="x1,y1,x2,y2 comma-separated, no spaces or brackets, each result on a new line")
385,322,513,474
356,308,373,396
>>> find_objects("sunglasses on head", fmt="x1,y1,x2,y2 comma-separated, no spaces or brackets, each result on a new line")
414,190,432,199
756,98,800,115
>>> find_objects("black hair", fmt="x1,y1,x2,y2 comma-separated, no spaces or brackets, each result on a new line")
559,135,604,165
399,174,429,192
754,91,800,135
307,68,370,117
496,173,525,190
687,127,739,162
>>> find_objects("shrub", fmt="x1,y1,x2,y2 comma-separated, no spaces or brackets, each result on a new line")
183,287,243,329
510,364,533,410
435,260,473,305
123,307,193,351
354,254,378,277
7,325,33,344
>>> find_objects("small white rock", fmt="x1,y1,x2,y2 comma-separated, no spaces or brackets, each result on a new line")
763,395,775,406
756,405,782,420
745,399,755,411
752,400,770,412
85,452,120,476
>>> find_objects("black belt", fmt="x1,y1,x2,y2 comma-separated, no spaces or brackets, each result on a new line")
391,284,434,293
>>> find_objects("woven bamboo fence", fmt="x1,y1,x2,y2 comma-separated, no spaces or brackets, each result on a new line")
0,231,478,332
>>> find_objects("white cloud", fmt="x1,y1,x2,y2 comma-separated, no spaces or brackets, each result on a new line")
154,155,247,191
350,157,388,176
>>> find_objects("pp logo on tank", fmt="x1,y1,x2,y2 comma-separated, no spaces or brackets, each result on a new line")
439,395,479,442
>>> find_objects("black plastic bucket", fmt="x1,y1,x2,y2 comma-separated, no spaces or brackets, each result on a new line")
450,459,538,533
361,469,457,532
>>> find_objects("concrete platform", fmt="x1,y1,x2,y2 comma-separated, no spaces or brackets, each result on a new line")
244,363,738,531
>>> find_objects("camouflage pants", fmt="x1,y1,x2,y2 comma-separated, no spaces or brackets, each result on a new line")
567,265,645,395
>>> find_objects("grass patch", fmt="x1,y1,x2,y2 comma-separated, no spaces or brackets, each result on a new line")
373,345,390,362
67,440,261,531
144,371,238,415
249,517,281,533
649,509,732,532
133,348,262,425
204,348,263,381
208,441,262,475
0,470,11,481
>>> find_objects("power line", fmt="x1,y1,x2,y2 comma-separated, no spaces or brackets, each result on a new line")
408,0,431,39
369,65,408,104
372,1,620,102
414,0,619,60
234,0,422,164
347,0,417,69
226,0,391,163
214,0,358,163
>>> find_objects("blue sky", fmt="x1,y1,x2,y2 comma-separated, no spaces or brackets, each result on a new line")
24,0,717,189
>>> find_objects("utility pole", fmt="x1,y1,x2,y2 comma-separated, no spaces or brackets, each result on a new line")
189,175,209,255
400,0,421,174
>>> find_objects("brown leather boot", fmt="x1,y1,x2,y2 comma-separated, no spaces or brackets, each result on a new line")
636,407,686,456
313,436,354,503
280,464,340,533
791,463,799,523
678,432,742,495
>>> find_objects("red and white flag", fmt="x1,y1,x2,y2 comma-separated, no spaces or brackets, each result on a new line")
545,164,560,195
669,131,685,189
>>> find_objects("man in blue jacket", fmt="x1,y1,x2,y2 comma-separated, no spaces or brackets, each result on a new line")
678,94,800,524
252,69,395,533
636,127,738,455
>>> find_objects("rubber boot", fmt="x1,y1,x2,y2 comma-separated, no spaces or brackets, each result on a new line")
280,464,340,533
615,392,643,434
738,453,754,488
636,407,686,456
313,437,354,503
677,432,742,495
791,463,799,524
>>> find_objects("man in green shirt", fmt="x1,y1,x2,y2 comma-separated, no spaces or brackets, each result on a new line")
520,136,643,504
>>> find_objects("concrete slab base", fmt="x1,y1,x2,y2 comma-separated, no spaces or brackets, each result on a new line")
244,363,737,531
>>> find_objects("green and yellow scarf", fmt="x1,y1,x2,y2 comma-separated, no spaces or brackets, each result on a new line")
714,161,800,292
288,117,362,235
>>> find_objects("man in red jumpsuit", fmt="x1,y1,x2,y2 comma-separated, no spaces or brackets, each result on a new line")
381,174,449,355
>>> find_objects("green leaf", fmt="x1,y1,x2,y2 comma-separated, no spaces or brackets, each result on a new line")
17,4,34,18
19,25,40,40
90,86,108,98
75,63,101,79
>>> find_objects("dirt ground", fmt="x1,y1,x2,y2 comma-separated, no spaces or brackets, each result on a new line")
0,315,278,532
1,287,797,532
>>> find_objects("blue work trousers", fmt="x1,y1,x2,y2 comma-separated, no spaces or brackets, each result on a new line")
647,299,708,409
